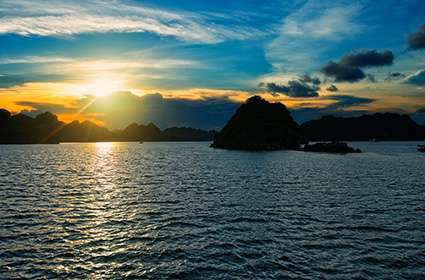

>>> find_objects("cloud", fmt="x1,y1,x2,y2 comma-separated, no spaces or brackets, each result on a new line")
260,76,321,98
13,91,241,129
301,75,321,85
0,56,73,65
321,49,394,83
365,74,377,83
280,3,362,40
385,72,406,81
0,0,267,43
0,73,67,87
326,95,375,109
403,69,425,85
261,82,289,95
265,1,363,73
326,84,338,92
321,61,365,82
15,101,75,113
78,91,240,129
408,24,425,50
340,50,394,67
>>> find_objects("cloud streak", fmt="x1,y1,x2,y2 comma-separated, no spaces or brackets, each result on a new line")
0,0,267,43
403,69,425,85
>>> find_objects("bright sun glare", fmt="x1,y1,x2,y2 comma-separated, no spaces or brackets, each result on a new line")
74,76,124,97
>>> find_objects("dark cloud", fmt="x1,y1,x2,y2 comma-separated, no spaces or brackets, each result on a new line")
385,72,406,81
15,92,239,130
261,82,289,95
260,75,322,98
403,69,425,85
340,50,394,67
286,80,319,97
292,95,375,124
326,95,375,109
326,84,338,92
16,101,75,115
408,24,425,50
78,91,239,130
262,80,319,97
321,61,365,82
322,49,395,83
300,75,321,85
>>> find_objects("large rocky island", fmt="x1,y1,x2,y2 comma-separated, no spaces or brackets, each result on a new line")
211,96,303,150
211,96,364,153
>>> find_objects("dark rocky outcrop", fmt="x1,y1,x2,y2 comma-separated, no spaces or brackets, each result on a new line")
0,108,215,144
300,142,361,154
211,96,303,150
0,111,64,144
301,113,425,141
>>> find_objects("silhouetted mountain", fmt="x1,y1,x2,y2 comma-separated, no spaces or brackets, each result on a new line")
54,120,113,143
301,113,425,141
0,109,215,144
121,122,162,141
211,96,303,150
0,111,64,144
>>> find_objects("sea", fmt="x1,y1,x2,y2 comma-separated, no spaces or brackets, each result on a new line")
0,142,424,279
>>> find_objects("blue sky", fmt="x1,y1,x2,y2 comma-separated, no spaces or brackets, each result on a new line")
0,0,424,128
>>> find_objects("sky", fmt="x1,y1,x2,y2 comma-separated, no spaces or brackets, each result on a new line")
0,0,424,129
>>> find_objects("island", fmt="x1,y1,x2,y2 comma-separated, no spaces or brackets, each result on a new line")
211,96,361,153
300,142,362,154
211,96,303,150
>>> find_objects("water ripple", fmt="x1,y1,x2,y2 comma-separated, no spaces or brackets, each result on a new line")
1,142,424,279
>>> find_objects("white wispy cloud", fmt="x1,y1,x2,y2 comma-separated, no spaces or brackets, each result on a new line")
280,2,362,39
265,0,364,74
0,0,267,43
0,56,74,64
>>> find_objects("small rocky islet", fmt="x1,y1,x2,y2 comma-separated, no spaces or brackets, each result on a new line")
300,141,362,154
211,96,361,154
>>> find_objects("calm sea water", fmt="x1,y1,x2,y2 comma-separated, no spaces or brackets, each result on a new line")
0,142,424,279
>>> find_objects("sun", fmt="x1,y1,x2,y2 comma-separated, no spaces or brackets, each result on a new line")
73,76,125,97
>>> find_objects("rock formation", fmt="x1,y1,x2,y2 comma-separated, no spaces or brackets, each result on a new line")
300,141,361,154
211,96,303,150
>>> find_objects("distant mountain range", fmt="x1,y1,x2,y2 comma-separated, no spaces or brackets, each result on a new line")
0,109,215,144
1,104,425,144
301,113,425,141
